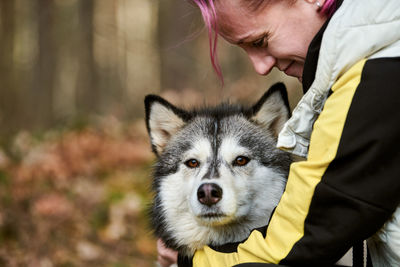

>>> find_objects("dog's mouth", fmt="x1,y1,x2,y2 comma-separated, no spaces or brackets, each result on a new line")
197,212,234,226
199,213,226,219
197,212,233,227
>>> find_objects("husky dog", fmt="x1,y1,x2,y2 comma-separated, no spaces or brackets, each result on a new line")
145,83,292,257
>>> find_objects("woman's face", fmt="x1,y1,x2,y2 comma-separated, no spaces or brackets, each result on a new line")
215,0,327,80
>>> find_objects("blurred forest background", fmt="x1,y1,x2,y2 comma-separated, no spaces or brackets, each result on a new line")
0,0,302,266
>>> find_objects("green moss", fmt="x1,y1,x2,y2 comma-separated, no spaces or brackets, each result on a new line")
107,190,124,204
90,203,109,230
0,170,9,186
111,263,129,267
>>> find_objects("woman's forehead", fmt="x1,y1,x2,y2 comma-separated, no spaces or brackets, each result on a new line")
216,0,273,14
239,0,274,13
215,1,263,41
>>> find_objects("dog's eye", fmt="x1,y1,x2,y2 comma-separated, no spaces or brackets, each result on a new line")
233,156,250,166
185,159,200,168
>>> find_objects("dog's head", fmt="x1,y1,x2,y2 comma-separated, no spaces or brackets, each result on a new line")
145,83,292,255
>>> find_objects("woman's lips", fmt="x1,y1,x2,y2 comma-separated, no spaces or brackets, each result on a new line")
283,61,295,75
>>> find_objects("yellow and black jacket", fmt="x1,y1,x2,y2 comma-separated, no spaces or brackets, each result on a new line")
180,0,400,266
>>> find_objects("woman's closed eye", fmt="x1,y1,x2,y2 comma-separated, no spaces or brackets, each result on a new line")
252,35,268,48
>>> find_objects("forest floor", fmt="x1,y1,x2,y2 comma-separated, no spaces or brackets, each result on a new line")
0,117,158,266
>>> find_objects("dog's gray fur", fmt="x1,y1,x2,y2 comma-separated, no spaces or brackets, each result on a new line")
145,83,292,257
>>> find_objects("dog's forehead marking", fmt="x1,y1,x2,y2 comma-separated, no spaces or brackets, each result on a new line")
208,121,219,179
212,121,218,153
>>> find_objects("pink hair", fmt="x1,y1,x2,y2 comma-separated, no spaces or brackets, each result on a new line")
320,0,337,17
191,0,338,80
190,0,223,84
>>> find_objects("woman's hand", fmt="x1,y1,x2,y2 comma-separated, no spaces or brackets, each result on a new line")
157,238,178,267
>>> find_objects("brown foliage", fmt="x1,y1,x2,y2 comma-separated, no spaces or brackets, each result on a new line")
0,119,158,266
13,126,152,183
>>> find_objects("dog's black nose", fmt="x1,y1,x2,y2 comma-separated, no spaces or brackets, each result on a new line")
197,183,223,206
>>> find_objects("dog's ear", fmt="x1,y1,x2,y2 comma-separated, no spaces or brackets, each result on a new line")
250,83,291,139
145,95,190,156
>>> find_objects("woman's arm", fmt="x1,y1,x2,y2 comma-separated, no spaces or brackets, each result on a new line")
157,238,178,267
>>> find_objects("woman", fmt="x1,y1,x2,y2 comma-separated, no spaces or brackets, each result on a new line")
159,0,400,266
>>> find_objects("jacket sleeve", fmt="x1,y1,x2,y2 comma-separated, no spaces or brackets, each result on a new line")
187,57,400,267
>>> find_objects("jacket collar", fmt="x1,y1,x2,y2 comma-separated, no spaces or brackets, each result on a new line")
302,0,344,93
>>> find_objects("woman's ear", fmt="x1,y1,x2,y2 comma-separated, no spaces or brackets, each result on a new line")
145,95,190,156
250,83,291,139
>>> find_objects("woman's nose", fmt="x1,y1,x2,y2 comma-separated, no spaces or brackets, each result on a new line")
247,51,276,76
